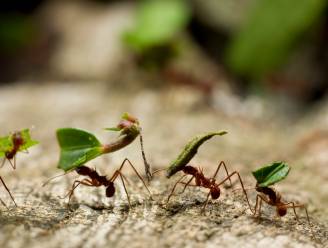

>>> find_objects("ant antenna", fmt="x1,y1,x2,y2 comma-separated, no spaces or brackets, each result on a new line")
139,132,152,182
42,172,69,187
232,186,254,193
152,168,166,175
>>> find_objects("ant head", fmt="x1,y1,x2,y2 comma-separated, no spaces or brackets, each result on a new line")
277,205,287,216
210,187,220,200
75,166,91,176
12,132,24,146
106,182,115,197
182,165,198,175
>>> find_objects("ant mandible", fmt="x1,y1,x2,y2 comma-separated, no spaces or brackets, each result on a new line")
166,161,253,212
63,158,152,207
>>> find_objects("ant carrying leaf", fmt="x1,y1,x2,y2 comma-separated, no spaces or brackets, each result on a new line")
49,113,152,206
163,131,253,212
0,129,39,208
252,162,313,235
166,131,227,178
57,113,151,180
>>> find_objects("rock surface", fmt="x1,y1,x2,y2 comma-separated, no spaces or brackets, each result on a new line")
0,82,327,248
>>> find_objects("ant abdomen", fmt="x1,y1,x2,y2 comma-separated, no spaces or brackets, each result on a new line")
277,205,287,216
210,187,220,199
106,182,115,197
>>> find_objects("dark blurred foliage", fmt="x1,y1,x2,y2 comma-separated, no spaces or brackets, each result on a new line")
0,0,52,82
1,0,328,103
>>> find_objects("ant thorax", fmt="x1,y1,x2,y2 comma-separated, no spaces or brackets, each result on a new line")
5,132,24,159
256,186,280,205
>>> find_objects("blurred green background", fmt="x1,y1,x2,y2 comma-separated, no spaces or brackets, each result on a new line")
1,0,328,103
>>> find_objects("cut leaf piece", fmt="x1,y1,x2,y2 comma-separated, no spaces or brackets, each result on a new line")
57,128,103,172
104,127,121,132
19,129,39,151
166,131,228,178
252,162,290,187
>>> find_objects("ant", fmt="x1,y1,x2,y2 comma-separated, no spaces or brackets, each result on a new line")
253,183,311,224
0,131,24,208
1,131,25,170
61,158,152,207
166,161,253,212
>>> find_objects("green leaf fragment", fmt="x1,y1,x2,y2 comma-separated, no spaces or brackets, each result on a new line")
19,129,39,151
0,136,12,157
104,127,121,132
56,128,103,172
252,161,290,187
166,131,228,178
0,129,38,158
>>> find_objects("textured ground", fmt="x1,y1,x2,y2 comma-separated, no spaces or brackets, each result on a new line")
0,82,327,248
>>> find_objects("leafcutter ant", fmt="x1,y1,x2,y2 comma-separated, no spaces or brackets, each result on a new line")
0,129,37,208
166,161,253,212
253,184,311,224
1,131,25,170
45,159,152,207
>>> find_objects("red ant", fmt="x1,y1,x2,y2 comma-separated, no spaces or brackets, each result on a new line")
0,131,24,208
254,184,310,223
1,131,25,170
252,184,315,238
60,158,152,207
166,161,253,212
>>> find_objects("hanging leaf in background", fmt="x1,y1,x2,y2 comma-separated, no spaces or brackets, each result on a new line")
252,162,290,187
123,0,190,68
166,131,227,178
226,0,327,78
124,0,190,52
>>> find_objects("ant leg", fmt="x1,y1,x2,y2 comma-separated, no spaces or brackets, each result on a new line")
253,194,265,218
202,191,212,211
110,158,152,197
7,159,15,170
121,173,131,186
218,171,254,213
180,176,194,194
0,176,17,207
212,161,232,187
13,155,16,169
0,197,9,210
284,202,310,223
283,202,314,237
166,175,187,203
118,172,131,207
0,158,6,168
62,179,93,203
